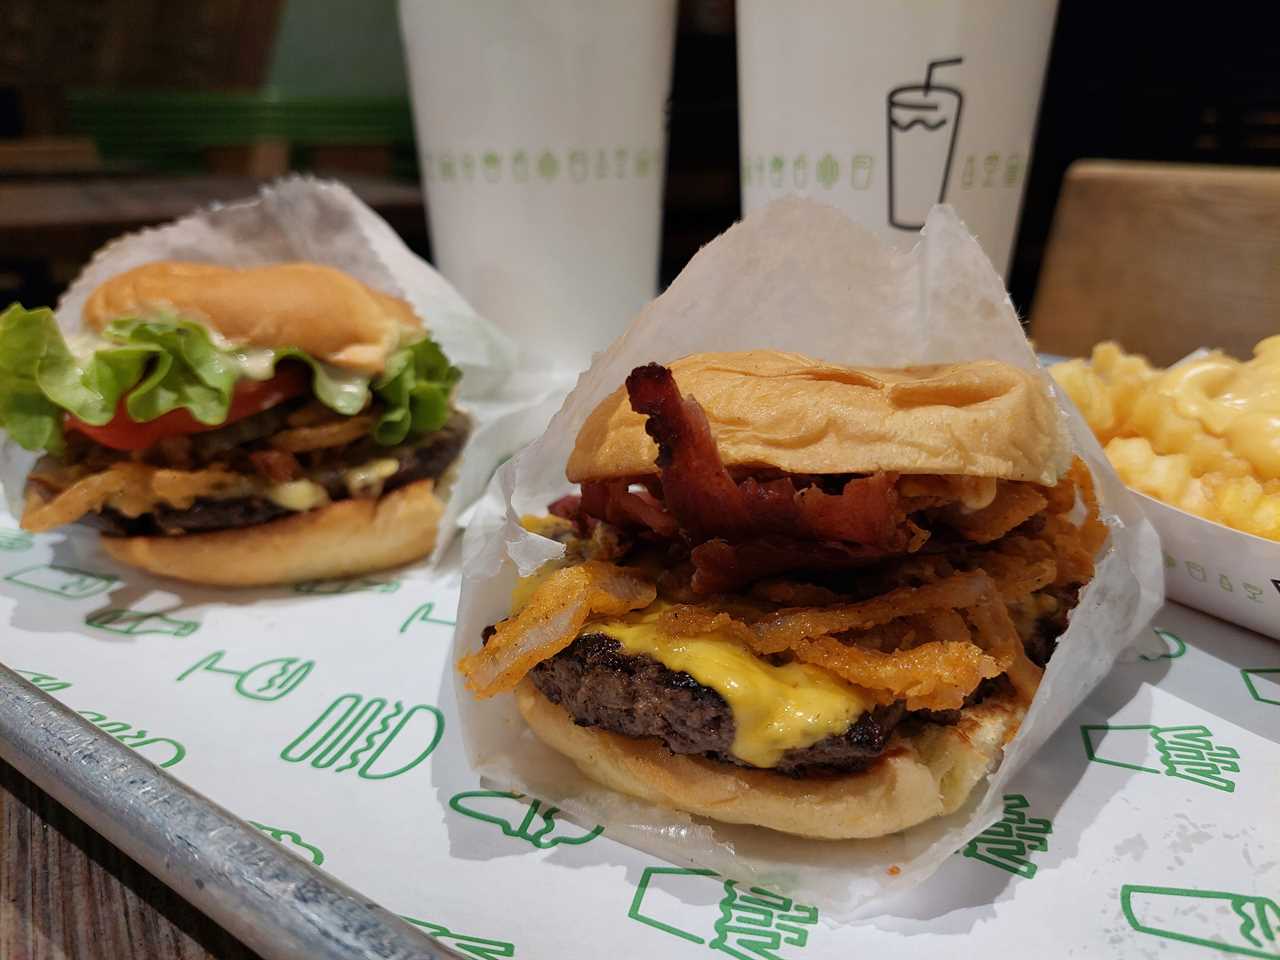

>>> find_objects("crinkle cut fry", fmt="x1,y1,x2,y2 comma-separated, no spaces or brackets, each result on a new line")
458,561,656,698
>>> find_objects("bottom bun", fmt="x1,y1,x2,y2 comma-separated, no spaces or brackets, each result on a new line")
101,479,443,587
515,679,1023,840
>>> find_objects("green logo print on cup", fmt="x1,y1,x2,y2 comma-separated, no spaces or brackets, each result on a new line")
1081,723,1240,792
4,563,116,599
86,608,198,637
0,527,33,551
177,650,313,702
399,601,455,633
281,694,442,780
537,150,558,181
1242,668,1280,706
629,867,819,960
403,917,516,960
851,154,873,190
482,151,501,183
294,577,399,596
961,794,1051,878
448,790,603,849
15,669,71,693
249,820,325,865
816,154,839,190
1121,885,1279,958
79,710,185,768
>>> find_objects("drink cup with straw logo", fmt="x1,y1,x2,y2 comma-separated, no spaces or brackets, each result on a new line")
738,0,1058,277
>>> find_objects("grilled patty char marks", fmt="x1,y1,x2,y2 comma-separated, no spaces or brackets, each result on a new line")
527,632,908,777
74,410,469,537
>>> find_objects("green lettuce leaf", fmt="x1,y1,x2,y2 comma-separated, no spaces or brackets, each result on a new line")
0,303,459,454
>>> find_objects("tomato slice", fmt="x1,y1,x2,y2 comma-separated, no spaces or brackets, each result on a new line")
66,365,310,451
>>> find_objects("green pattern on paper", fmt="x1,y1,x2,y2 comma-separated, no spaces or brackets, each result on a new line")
399,601,455,633
792,154,808,188
482,151,501,182
0,527,33,551
816,153,838,189
249,821,325,865
769,155,784,187
86,608,198,637
1081,723,1240,792
962,794,1051,878
440,153,456,181
636,148,653,178
448,790,602,848
403,917,516,960
961,155,975,188
614,147,628,178
982,153,999,187
628,866,818,958
4,563,115,599
1004,153,1024,186
15,669,71,693
176,650,313,701
1242,668,1280,706
569,149,588,182
294,577,400,595
1121,885,1279,957
281,694,442,779
594,148,609,180
1140,627,1187,661
79,710,185,767
461,153,475,181
512,150,529,182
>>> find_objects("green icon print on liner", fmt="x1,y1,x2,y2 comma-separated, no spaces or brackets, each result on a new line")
816,153,839,189
1121,885,1278,958
15,669,71,693
249,821,325,865
79,710,185,768
1242,668,1280,706
1137,627,1187,661
294,577,399,595
629,866,819,958
282,694,442,780
1081,723,1240,792
400,601,455,633
448,790,602,849
86,608,198,637
961,794,1051,878
0,527,33,551
403,918,516,960
177,650,313,701
4,563,116,599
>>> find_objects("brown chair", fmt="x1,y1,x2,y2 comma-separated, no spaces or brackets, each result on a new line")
1029,159,1280,365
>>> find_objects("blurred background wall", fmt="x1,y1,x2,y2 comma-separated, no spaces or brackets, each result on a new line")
1,0,1276,318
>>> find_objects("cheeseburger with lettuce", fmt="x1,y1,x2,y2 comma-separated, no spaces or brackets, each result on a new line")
0,261,466,585
459,351,1103,839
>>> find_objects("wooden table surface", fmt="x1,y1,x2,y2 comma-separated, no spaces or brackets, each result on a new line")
1,757,261,960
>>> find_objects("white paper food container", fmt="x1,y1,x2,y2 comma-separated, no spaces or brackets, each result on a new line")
452,198,1165,918
1134,492,1279,641
0,176,538,563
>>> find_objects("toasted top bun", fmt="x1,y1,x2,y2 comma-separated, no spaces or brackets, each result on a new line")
84,261,422,375
568,351,1071,486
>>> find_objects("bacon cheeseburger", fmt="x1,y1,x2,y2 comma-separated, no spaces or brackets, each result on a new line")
459,351,1104,839
0,262,466,585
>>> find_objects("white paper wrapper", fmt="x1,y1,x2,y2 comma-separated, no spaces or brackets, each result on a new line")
452,198,1165,918
0,175,548,565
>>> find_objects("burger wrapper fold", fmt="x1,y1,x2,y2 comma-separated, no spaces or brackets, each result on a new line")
453,198,1164,918
0,175,549,564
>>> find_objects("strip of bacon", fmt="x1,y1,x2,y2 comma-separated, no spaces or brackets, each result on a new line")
689,537,888,595
622,362,911,550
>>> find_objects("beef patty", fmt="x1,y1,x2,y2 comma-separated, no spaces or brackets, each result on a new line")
78,410,469,537
526,632,908,776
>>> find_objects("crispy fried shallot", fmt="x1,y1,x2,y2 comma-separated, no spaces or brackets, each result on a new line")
458,561,656,698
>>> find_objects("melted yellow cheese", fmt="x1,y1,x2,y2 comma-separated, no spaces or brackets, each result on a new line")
266,479,330,512
594,607,873,768
343,458,400,498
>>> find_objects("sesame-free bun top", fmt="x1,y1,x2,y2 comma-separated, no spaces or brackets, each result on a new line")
84,261,422,375
568,351,1071,486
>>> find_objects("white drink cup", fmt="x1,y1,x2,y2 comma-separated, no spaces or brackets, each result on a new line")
400,0,677,372
737,0,1058,277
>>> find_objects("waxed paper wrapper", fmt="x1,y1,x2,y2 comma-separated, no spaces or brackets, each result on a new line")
452,198,1165,918
0,175,562,566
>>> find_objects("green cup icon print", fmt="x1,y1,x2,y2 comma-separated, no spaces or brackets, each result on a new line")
629,866,819,958
86,609,198,637
0,527,33,551
4,563,116,599
1081,723,1240,792
448,790,602,849
1122,885,1279,958
177,650,313,702
281,694,442,780
887,57,964,230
